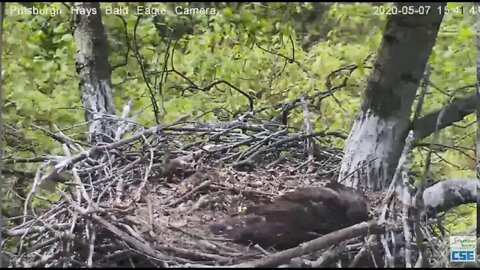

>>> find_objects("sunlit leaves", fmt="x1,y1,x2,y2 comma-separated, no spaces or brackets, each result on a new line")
425,4,475,181
3,2,81,158
3,2,475,185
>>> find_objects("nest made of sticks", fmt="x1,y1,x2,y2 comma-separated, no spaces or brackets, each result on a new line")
2,114,351,267
2,114,452,268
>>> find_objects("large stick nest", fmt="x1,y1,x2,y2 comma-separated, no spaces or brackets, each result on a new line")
2,115,452,268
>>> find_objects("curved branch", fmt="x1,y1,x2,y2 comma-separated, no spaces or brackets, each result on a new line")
423,178,478,216
132,15,160,125
203,80,254,111
413,94,475,139
111,15,130,70
169,41,254,111
233,221,386,268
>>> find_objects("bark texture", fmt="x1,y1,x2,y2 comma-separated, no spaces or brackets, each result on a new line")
423,179,477,216
73,2,115,144
339,2,445,191
414,94,475,139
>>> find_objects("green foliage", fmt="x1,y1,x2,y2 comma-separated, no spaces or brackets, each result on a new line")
4,3,83,158
444,204,476,233
421,3,476,180
2,2,475,231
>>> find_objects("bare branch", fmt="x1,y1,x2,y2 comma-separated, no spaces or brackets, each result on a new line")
413,94,475,139
234,221,387,268
132,15,160,125
423,179,478,216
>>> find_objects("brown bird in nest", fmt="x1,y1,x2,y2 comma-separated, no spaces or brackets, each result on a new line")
209,181,370,250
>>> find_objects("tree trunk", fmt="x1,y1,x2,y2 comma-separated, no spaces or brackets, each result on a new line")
339,2,445,191
73,2,115,144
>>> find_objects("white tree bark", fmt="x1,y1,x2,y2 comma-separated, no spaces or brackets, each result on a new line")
423,179,478,216
339,2,445,191
73,2,115,144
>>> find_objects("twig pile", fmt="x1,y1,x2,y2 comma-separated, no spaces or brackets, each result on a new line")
2,113,357,268
2,109,457,268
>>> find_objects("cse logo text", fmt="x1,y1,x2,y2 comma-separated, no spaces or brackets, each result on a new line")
450,250,476,262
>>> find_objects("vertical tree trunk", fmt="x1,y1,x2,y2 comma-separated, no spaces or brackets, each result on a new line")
339,3,445,191
73,2,115,144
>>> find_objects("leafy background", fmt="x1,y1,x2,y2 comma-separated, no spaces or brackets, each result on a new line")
2,2,476,232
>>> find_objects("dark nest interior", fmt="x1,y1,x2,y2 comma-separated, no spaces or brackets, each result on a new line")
1,116,454,268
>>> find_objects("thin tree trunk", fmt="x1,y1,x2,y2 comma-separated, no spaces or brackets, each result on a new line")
338,2,445,191
73,2,115,144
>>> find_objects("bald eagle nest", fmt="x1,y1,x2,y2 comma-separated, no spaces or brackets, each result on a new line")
2,115,453,268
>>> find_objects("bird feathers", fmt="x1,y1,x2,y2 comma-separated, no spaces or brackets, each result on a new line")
210,182,369,250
